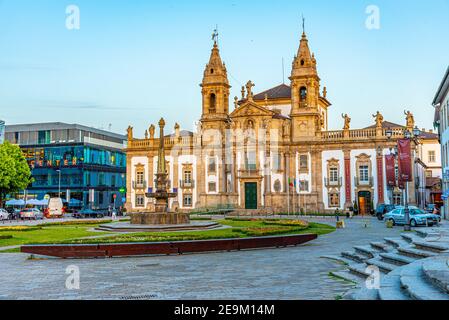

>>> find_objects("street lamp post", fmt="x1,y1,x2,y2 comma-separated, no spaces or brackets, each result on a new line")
402,127,421,232
56,170,61,198
387,126,421,231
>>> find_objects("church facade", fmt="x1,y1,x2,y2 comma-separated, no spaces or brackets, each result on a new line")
125,31,439,214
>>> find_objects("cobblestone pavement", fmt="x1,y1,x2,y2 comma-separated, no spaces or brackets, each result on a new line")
0,217,409,300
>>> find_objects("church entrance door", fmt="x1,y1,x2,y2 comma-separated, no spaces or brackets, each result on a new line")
245,182,258,209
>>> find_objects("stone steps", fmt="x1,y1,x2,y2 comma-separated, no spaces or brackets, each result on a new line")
350,286,379,300
378,268,411,300
330,270,365,284
320,255,354,266
422,256,449,294
397,247,439,259
353,245,379,258
370,241,393,252
401,233,421,243
400,261,449,300
413,240,449,253
342,251,367,263
379,252,417,266
348,263,372,277
384,237,411,248
366,258,396,273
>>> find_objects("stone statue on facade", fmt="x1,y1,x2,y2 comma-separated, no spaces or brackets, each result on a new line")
245,80,255,100
342,113,351,130
127,126,133,141
372,111,384,128
404,110,415,128
149,124,155,139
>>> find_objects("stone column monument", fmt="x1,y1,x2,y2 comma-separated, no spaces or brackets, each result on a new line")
130,118,190,225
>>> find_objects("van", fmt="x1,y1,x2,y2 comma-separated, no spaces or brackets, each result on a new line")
46,198,64,218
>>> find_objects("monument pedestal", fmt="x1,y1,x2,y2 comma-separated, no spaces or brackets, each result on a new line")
130,212,190,225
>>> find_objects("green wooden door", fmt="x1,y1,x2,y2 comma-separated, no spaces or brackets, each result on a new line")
245,182,257,209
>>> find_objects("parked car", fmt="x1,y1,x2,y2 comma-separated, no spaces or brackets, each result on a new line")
376,204,396,220
72,209,104,219
0,209,9,221
384,206,441,227
20,208,44,220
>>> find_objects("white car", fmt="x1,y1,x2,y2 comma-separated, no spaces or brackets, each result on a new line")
0,209,9,221
20,208,44,220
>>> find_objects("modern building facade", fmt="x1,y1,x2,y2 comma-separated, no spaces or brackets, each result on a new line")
5,122,126,209
0,120,5,144
433,66,449,219
126,31,438,214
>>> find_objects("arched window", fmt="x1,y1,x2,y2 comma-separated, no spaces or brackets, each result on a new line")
209,93,216,113
300,86,307,101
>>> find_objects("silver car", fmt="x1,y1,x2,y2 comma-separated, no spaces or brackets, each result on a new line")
384,206,439,227
20,208,44,220
0,209,9,221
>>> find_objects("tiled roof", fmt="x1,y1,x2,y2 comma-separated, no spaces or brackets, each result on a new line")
419,131,439,140
165,130,194,138
363,121,404,129
253,84,291,100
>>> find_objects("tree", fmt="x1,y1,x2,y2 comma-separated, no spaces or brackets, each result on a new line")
0,142,32,207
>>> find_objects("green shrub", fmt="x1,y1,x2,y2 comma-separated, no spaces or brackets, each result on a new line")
0,235,13,240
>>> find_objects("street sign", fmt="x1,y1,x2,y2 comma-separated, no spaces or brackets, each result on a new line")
44,194,50,200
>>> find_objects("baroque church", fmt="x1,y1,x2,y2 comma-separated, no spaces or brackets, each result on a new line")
125,30,438,214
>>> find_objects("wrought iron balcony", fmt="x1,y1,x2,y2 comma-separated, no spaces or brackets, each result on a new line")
180,180,195,189
132,180,147,190
354,176,374,187
324,177,343,188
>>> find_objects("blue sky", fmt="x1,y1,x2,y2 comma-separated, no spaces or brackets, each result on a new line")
0,0,448,136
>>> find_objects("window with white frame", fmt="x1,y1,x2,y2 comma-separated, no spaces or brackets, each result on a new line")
183,194,192,207
428,150,436,163
272,152,282,171
208,157,216,173
135,194,145,207
359,165,369,182
299,155,308,171
329,167,339,183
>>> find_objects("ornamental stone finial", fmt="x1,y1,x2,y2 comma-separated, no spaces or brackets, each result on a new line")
159,118,165,128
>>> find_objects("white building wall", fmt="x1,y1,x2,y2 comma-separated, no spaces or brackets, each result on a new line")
205,154,219,195
130,156,149,209
438,87,449,219
177,155,197,209
419,142,442,178
350,149,378,206
321,150,345,210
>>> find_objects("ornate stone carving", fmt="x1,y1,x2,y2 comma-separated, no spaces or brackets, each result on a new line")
372,111,384,128
342,114,351,130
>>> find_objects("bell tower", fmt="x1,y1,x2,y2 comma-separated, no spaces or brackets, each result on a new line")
289,29,323,141
200,35,231,124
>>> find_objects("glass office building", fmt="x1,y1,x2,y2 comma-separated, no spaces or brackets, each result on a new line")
5,122,126,209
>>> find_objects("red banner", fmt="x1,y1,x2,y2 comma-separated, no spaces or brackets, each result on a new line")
344,157,351,204
397,139,412,182
385,154,396,187
377,156,384,203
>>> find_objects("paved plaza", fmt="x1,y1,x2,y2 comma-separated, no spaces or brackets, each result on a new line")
0,217,412,300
